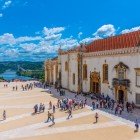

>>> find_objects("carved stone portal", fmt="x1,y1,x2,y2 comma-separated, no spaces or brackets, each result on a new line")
90,71,101,94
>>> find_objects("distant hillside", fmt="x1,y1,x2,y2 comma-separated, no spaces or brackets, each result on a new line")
0,61,44,74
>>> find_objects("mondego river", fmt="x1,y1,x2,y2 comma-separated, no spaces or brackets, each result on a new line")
0,70,33,81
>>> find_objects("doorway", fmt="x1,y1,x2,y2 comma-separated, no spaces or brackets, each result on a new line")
92,82,99,94
118,90,124,104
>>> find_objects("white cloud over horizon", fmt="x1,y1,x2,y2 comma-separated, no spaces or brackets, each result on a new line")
0,24,139,61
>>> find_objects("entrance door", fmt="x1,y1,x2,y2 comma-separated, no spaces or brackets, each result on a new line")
93,82,99,94
118,90,124,104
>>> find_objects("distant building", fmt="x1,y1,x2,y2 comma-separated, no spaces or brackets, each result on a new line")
45,30,140,106
44,57,58,85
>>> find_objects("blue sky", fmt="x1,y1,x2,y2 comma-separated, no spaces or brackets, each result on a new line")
0,0,140,61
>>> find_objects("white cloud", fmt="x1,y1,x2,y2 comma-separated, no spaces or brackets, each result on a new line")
43,27,65,36
4,49,19,57
2,0,12,9
44,34,62,41
20,43,37,52
93,24,116,37
0,33,42,45
121,26,140,34
0,33,16,45
16,36,42,43
78,32,83,39
56,37,79,49
80,36,102,44
0,13,3,17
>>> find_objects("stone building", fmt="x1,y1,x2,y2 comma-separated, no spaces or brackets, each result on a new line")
45,30,140,106
44,57,58,85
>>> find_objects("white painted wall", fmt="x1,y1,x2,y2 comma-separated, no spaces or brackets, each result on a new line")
60,54,69,89
82,52,140,104
59,51,140,105
68,53,78,92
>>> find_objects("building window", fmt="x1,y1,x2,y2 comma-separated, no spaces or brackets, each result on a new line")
118,67,126,80
136,93,140,104
83,64,87,80
103,64,108,83
73,73,75,85
136,70,140,87
65,61,68,71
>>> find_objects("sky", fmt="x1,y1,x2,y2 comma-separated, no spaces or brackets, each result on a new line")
0,0,140,61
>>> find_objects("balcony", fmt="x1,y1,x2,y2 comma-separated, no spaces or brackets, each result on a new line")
112,78,130,88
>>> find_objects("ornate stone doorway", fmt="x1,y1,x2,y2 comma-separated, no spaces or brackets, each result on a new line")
114,86,127,103
118,90,124,104
90,71,100,94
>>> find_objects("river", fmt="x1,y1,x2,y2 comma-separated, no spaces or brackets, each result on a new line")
0,70,33,81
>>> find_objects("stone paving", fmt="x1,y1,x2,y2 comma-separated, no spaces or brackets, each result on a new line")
0,82,139,140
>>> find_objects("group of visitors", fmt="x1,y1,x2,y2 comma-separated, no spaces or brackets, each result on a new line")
21,83,34,91
33,103,45,114
59,90,65,96
56,97,87,111
13,85,18,91
90,94,136,117
4,84,8,88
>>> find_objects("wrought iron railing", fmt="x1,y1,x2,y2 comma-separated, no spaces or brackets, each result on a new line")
112,78,130,88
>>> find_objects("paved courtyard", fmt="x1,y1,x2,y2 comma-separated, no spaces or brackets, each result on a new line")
0,81,139,140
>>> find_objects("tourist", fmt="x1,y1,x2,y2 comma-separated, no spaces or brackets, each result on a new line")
53,105,55,113
57,99,60,108
67,109,72,119
15,85,18,91
34,104,38,114
42,104,45,112
51,114,55,125
13,86,15,91
39,103,43,113
92,101,95,110
49,101,52,109
135,119,139,132
46,111,52,123
3,110,6,120
84,98,87,107
115,106,118,115
95,112,99,123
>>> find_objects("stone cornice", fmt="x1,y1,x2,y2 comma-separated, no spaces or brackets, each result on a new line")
83,47,140,58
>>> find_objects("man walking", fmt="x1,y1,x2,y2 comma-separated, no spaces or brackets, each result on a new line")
51,114,55,125
94,112,99,123
3,110,6,120
135,119,139,132
46,111,52,123
67,109,72,119
92,101,95,110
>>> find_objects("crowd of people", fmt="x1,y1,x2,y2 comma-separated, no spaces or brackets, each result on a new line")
89,94,136,116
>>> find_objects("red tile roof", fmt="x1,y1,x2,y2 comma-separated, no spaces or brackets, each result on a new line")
86,30,140,52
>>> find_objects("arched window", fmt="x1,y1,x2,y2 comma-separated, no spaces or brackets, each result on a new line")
65,61,68,71
103,64,108,83
83,64,87,79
